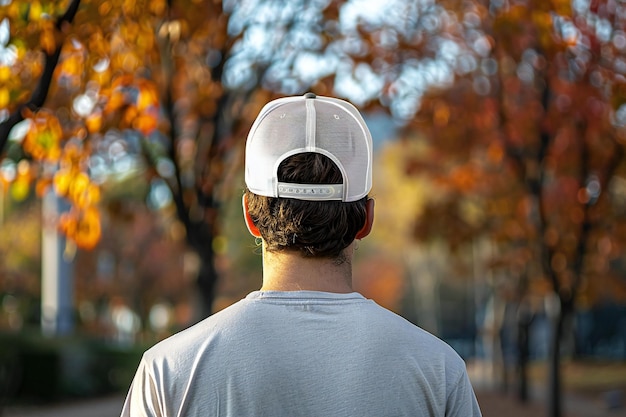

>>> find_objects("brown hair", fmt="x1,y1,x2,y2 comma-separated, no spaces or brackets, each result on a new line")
245,153,367,260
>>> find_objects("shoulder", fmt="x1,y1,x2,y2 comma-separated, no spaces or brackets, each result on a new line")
363,301,467,364
142,297,253,363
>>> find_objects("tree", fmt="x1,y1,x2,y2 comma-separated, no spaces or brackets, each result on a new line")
368,2,626,416
3,0,432,320
0,0,230,318
0,0,360,318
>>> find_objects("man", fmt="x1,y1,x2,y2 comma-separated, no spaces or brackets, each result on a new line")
121,93,482,416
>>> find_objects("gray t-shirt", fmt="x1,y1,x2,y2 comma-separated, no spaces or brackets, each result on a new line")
121,291,482,416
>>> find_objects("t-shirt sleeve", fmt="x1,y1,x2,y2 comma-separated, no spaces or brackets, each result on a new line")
120,357,163,417
445,369,483,417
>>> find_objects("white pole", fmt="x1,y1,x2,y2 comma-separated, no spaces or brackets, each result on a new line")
41,190,74,336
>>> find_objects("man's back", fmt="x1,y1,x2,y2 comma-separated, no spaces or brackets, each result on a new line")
122,291,480,417
121,94,482,416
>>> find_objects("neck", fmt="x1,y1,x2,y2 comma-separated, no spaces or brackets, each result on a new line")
260,243,355,293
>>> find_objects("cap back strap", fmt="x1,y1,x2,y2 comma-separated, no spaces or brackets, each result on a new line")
277,182,343,201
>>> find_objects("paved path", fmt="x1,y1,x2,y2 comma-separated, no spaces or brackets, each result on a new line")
469,361,626,417
2,395,124,417
477,389,626,417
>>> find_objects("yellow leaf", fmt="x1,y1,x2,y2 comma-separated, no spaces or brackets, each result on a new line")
133,113,157,136
123,106,138,125
149,0,167,16
40,29,56,55
68,172,89,204
87,184,100,204
62,55,83,78
0,66,11,82
86,112,102,133
550,0,571,15
60,142,83,166
29,1,43,21
10,178,29,202
23,112,64,161
53,170,72,196
74,182,100,209
104,89,125,114
122,0,135,16
98,1,113,16
0,88,9,108
74,207,101,249
6,2,20,20
136,89,156,111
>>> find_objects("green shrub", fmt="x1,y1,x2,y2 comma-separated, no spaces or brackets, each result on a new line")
0,330,145,405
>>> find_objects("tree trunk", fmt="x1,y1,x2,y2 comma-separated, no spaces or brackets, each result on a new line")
517,303,533,403
548,311,563,417
547,294,575,417
184,210,219,319
196,251,218,318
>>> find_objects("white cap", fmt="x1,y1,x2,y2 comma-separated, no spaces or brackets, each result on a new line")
245,93,373,202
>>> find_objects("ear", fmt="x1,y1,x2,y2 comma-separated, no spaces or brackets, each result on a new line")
355,198,375,240
242,194,262,238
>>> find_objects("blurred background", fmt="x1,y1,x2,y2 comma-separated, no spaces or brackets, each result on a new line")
0,0,625,416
